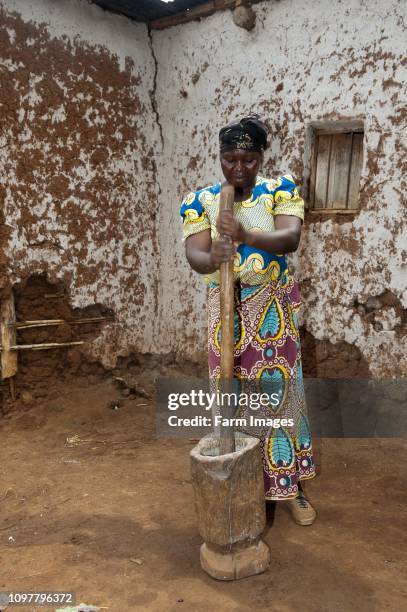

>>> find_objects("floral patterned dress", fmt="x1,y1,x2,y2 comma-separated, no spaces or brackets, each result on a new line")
180,175,315,500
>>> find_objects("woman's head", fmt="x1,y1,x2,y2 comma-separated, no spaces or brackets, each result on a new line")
219,116,268,190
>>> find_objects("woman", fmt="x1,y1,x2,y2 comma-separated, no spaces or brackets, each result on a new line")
180,116,316,525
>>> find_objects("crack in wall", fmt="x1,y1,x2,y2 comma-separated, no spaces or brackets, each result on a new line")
27,239,64,251
146,24,163,326
147,25,164,152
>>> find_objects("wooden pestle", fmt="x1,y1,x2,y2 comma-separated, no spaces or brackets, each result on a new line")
218,183,236,455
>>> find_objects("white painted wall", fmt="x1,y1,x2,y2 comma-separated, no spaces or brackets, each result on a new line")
153,0,407,377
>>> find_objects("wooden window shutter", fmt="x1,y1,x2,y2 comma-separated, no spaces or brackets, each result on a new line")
310,130,364,211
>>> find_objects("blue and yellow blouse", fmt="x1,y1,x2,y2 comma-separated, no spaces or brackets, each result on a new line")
180,174,304,286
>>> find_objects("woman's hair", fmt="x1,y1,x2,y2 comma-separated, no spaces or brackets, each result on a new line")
219,115,268,153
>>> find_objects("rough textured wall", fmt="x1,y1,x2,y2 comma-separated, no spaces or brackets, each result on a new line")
0,0,160,368
153,0,407,377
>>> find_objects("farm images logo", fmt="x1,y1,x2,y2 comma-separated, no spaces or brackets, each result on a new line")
166,389,294,429
156,377,407,438
155,378,300,438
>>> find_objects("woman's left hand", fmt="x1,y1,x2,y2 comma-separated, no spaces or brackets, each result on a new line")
216,211,247,243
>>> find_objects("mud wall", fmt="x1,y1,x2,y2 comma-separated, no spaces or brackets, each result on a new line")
1,0,405,380
0,0,160,368
153,0,407,377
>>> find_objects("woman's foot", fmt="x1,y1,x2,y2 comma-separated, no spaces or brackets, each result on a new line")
287,491,317,526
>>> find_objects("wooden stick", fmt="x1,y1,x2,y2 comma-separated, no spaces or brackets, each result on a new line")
151,0,236,30
218,183,236,455
8,341,84,351
1,290,17,380
12,316,110,330
219,185,235,379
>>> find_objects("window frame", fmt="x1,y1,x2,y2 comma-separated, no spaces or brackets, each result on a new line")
307,122,364,214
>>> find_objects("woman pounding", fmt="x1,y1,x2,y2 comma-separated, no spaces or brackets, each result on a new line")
180,116,316,525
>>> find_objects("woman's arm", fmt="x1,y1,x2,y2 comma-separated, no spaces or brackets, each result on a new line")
248,215,302,252
185,229,235,274
216,211,302,254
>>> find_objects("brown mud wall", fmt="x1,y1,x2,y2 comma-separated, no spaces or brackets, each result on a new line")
0,2,161,399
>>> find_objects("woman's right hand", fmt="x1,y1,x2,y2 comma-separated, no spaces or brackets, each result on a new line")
209,238,236,268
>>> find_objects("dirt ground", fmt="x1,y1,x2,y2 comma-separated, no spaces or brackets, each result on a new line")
0,376,406,612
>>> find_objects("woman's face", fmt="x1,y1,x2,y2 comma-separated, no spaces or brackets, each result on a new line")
220,149,262,191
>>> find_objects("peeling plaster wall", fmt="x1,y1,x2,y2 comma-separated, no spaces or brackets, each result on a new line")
0,0,160,367
1,0,406,378
153,0,407,377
